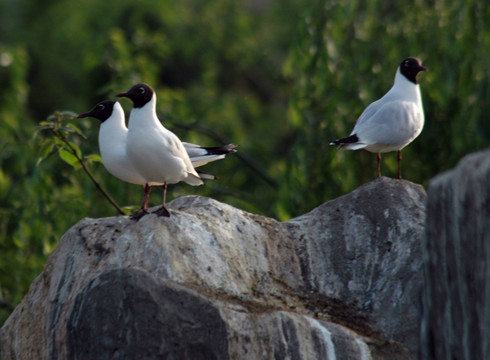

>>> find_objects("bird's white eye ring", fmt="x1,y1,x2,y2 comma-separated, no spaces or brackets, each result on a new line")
405,59,417,67
98,104,105,110
138,87,145,94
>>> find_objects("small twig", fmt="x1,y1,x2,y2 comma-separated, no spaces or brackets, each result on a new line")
57,131,126,215
166,117,278,188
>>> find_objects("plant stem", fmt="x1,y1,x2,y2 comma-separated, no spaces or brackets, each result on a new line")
57,130,126,215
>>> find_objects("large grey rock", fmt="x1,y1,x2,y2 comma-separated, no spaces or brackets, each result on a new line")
421,149,490,360
289,177,426,353
1,177,425,359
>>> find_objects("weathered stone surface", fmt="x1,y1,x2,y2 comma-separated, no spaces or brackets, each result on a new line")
421,149,490,360
1,177,425,359
67,269,228,360
289,177,426,353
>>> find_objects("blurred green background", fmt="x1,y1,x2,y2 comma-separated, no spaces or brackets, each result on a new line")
0,0,489,324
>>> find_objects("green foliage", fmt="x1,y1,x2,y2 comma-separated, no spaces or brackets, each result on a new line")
282,0,490,215
1,0,489,325
35,112,127,215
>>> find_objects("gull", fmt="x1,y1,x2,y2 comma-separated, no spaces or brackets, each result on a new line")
78,99,237,217
118,83,237,218
329,57,427,179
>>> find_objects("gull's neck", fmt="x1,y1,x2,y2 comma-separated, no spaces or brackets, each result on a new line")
386,67,422,104
128,93,163,129
99,102,128,155
104,102,127,132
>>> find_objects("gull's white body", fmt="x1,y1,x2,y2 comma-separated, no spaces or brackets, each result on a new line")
126,93,203,186
96,101,229,185
341,67,424,153
98,102,148,185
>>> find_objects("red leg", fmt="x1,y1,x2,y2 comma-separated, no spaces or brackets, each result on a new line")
152,182,170,217
142,183,151,211
377,153,381,177
131,183,151,220
397,150,402,179
162,182,167,206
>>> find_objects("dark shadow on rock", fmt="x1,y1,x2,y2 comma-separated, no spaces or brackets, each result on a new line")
67,269,228,360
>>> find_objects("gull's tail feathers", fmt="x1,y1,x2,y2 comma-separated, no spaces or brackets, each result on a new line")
184,143,238,168
329,134,366,150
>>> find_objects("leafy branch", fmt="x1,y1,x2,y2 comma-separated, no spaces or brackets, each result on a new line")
34,111,126,215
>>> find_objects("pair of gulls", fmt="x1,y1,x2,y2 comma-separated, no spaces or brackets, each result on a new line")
78,57,426,219
78,83,238,219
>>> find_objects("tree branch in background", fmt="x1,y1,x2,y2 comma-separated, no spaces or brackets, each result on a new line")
165,115,278,188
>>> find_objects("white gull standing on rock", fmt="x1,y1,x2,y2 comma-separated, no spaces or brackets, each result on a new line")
329,57,427,179
78,97,236,219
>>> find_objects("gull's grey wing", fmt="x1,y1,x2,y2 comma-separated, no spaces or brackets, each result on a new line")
353,100,423,147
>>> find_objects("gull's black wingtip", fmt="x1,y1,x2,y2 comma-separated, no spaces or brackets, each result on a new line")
329,134,359,146
203,144,238,155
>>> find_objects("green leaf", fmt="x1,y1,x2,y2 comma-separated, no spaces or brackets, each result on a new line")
68,141,82,159
85,154,103,164
58,148,81,169
53,136,64,146
36,141,55,166
38,121,54,127
66,123,86,138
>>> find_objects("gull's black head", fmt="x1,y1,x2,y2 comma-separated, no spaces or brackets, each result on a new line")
117,83,154,108
77,100,116,122
400,57,427,84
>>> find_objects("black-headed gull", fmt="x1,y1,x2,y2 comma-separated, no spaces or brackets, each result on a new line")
78,99,237,217
329,57,427,179
118,83,237,218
